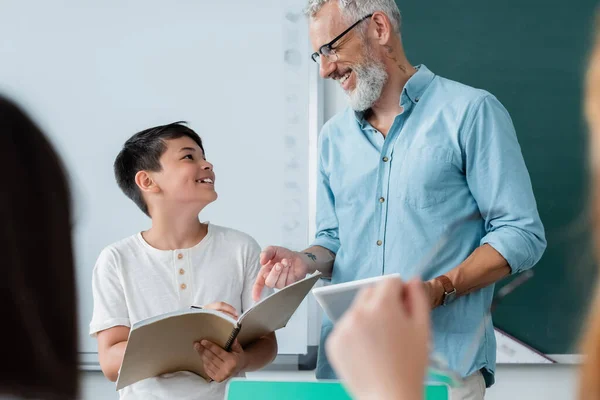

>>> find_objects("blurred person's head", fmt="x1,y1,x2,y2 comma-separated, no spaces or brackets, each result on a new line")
306,0,409,112
0,95,78,399
580,13,600,400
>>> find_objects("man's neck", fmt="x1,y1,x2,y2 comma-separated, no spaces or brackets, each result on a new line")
143,209,207,250
367,56,416,136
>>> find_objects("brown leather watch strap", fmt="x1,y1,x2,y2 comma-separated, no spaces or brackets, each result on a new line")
434,275,457,307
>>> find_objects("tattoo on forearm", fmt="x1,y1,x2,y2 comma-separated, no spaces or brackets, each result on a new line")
304,252,317,263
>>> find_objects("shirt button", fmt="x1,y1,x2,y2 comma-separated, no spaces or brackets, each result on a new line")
179,268,185,275
377,240,383,246
379,197,385,203
180,283,187,290
177,253,183,260
382,156,389,162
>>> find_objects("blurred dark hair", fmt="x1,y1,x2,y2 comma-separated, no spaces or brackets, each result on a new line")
0,95,78,399
114,121,204,217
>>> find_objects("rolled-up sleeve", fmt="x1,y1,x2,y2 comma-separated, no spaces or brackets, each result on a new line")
311,127,341,254
463,95,546,273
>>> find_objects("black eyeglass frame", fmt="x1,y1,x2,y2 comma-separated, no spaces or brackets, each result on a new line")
310,14,373,63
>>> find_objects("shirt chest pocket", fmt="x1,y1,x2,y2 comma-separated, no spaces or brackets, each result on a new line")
394,146,454,209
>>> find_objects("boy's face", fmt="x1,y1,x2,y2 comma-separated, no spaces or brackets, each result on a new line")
147,136,217,211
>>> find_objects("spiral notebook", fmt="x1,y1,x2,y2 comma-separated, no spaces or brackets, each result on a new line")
115,271,322,390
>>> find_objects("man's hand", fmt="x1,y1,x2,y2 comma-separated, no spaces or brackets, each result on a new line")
326,279,430,400
423,279,445,309
252,246,309,301
202,302,239,320
194,339,247,383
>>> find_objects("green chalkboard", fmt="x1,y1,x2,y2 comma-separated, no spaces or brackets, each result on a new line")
396,1,598,353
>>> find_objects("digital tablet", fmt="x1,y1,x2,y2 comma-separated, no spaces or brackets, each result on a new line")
312,273,401,322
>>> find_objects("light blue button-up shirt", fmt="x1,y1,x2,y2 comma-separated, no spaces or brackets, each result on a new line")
312,65,546,386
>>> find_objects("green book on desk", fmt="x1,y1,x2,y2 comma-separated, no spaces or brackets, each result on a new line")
226,380,450,400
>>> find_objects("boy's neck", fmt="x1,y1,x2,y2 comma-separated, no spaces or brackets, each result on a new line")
143,211,208,250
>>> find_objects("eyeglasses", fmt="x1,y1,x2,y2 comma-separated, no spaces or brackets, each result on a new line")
310,14,373,64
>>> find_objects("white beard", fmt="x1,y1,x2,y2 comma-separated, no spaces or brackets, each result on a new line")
346,55,388,112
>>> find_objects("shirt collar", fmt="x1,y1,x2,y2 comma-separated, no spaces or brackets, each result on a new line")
353,64,436,126
403,64,435,104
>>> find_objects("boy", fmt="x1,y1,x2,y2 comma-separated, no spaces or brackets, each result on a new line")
89,122,278,399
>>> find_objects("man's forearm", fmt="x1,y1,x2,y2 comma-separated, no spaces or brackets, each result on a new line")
299,245,336,278
429,244,511,308
241,333,278,372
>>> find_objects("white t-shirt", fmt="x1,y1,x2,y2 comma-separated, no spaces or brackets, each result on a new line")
89,223,268,400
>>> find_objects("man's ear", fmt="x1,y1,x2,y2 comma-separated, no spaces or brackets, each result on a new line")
135,170,160,194
370,11,392,45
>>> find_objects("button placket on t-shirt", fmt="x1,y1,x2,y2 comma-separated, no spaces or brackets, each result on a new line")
175,249,192,307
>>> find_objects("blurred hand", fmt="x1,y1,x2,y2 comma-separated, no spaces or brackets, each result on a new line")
194,339,246,383
252,246,309,301
326,278,430,400
202,302,238,320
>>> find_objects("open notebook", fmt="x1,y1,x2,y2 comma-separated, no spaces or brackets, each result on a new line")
116,271,322,390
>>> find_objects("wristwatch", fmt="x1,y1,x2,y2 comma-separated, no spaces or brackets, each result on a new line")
435,275,457,306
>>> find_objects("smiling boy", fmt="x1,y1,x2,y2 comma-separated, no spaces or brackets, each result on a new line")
89,122,277,400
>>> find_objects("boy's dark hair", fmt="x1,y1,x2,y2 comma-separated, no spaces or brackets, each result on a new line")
114,122,205,217
0,95,78,399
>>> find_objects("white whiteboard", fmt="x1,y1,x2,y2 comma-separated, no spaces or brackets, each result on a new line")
0,0,312,361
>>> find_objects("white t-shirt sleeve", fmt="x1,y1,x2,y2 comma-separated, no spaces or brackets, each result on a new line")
89,247,131,337
241,238,273,313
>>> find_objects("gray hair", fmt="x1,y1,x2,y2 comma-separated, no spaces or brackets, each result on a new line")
304,0,402,34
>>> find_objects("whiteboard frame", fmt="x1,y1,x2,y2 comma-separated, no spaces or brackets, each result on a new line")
306,44,325,348
545,355,582,364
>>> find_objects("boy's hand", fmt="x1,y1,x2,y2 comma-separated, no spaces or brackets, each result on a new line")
194,339,247,383
202,302,238,320
252,246,308,301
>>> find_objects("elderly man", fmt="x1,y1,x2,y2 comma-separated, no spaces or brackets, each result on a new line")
253,0,546,398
